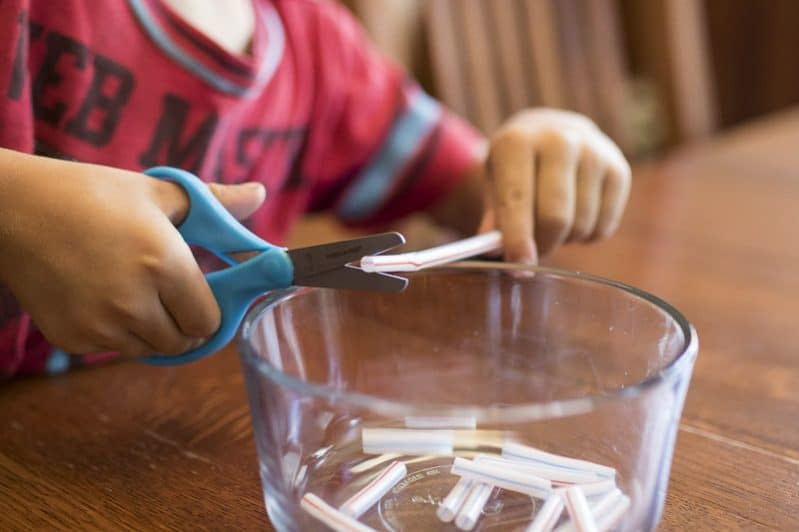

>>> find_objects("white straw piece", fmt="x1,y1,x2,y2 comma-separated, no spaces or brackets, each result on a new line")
526,493,566,532
572,479,617,497
348,453,401,474
503,442,616,479
451,457,552,499
596,495,630,532
360,231,502,273
555,489,623,532
339,461,407,518
300,493,377,532
454,482,494,531
563,486,598,532
404,416,477,429
362,428,454,456
437,477,473,522
476,454,604,486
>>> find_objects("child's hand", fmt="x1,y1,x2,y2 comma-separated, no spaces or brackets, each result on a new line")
0,150,265,358
480,109,631,263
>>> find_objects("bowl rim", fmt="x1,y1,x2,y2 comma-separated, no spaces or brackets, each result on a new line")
237,261,698,422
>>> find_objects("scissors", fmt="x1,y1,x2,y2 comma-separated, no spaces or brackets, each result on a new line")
142,166,407,365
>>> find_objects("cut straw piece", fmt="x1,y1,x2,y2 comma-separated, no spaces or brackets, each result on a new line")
563,486,598,532
300,493,376,532
572,479,617,497
348,453,401,474
454,482,494,531
526,493,565,532
555,489,622,532
360,231,502,273
404,416,477,429
451,457,552,499
503,442,616,478
362,428,454,456
596,495,630,532
339,460,407,518
476,454,604,485
437,477,474,522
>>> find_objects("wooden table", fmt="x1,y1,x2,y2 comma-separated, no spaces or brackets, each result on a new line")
2,109,799,530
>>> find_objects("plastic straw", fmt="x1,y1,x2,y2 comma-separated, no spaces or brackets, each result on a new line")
300,493,376,532
437,477,473,522
596,495,630,532
526,493,566,532
555,489,622,532
339,460,407,518
476,454,604,485
503,442,616,478
571,479,617,497
404,416,477,429
454,482,494,531
360,231,502,273
349,453,401,474
451,457,552,499
362,428,454,456
563,486,598,532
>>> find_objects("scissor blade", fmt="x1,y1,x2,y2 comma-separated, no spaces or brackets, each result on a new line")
296,264,408,292
287,232,405,281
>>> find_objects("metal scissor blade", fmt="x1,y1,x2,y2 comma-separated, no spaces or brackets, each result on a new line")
296,264,408,292
287,232,405,281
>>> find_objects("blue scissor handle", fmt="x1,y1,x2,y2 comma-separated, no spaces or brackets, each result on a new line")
142,167,294,365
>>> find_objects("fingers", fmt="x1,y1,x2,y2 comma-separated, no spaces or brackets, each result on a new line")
534,131,579,256
152,179,266,224
488,130,538,264
156,232,221,340
208,182,266,221
568,147,605,242
126,296,197,356
592,162,631,240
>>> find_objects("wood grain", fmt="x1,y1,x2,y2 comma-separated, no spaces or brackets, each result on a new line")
3,110,799,529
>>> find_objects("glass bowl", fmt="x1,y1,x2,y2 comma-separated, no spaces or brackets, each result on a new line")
238,263,698,531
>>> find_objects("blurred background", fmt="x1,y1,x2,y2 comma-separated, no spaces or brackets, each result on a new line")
293,0,799,246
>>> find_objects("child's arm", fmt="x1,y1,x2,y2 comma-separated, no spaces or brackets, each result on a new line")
299,4,630,262
430,109,632,264
0,148,264,359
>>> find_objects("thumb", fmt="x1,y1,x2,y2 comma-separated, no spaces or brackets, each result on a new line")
207,182,266,221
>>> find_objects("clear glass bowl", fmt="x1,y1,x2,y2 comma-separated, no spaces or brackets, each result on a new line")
238,263,698,531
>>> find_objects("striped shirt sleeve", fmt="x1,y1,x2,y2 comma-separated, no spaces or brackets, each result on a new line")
302,2,483,227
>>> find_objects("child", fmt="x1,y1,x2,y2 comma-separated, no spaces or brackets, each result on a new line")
0,0,630,376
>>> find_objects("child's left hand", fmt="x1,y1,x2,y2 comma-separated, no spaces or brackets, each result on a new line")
482,109,632,264
438,109,631,264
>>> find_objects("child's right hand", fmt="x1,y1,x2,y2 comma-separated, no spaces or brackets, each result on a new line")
0,149,265,358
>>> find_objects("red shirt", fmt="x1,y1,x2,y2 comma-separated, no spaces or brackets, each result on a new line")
0,0,482,376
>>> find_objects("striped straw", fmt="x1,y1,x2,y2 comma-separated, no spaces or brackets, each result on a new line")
526,493,566,532
476,454,604,485
362,428,454,456
451,457,552,499
339,461,407,518
360,231,503,273
300,493,376,532
563,486,598,532
454,482,494,531
437,477,474,522
503,442,616,478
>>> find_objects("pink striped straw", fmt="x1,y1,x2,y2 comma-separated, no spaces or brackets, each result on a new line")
596,495,630,532
526,493,565,532
454,482,494,531
563,486,598,532
339,461,407,518
360,231,502,272
437,477,473,522
300,493,376,532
